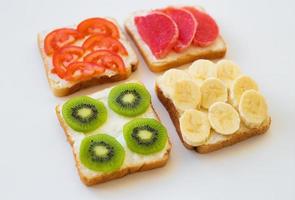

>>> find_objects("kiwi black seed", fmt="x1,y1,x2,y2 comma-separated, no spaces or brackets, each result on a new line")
62,96,107,133
79,134,125,172
108,83,151,117
123,118,168,155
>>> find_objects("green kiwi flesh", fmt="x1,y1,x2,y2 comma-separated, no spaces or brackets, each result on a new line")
62,96,107,133
123,118,168,155
108,83,151,117
79,134,125,172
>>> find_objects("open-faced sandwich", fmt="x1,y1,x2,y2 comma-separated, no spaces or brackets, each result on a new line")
56,81,171,185
156,59,271,153
125,6,226,72
38,18,138,96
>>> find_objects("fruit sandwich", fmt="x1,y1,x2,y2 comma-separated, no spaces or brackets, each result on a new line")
156,59,271,153
56,81,171,185
38,17,138,97
125,6,227,72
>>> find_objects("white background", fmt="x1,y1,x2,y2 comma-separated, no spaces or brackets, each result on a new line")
0,0,294,199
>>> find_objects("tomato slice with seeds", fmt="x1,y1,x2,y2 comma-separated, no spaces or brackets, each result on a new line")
82,34,128,55
52,46,84,78
84,50,126,75
44,28,83,55
77,18,119,38
64,62,105,82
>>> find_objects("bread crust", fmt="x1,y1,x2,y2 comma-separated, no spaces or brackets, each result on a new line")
155,84,271,153
55,102,171,186
38,34,139,97
125,23,226,72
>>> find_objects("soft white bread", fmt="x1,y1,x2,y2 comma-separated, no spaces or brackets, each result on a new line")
38,18,139,97
155,60,271,153
156,85,270,153
125,11,226,72
55,83,171,186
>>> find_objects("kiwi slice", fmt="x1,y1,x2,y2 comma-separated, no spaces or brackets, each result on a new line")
108,83,151,117
62,96,107,133
79,134,125,172
123,118,168,155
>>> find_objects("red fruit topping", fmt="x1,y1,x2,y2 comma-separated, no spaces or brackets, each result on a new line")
161,7,197,52
135,12,179,59
184,7,219,47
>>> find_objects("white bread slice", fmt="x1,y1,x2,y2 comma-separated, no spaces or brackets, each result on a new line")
156,85,270,153
38,18,139,97
155,63,271,153
125,10,227,72
56,82,171,186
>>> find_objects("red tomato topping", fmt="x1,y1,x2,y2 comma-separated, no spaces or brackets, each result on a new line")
52,46,84,78
77,18,119,38
64,62,105,82
84,50,126,75
82,34,128,55
44,28,83,55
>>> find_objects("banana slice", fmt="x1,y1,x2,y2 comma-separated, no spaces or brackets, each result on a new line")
208,102,240,135
157,69,191,96
230,75,259,107
188,59,217,86
239,90,268,128
200,78,228,109
179,109,211,146
172,79,201,111
216,59,241,88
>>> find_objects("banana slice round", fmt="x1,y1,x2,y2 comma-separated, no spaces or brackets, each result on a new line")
180,109,211,146
188,59,217,85
157,69,191,96
208,102,240,135
216,59,241,88
200,78,228,109
172,79,201,111
230,75,259,107
239,90,268,128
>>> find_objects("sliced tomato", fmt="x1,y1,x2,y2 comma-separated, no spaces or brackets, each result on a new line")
82,34,128,55
44,28,83,55
77,18,119,38
84,50,126,75
52,46,84,78
64,62,105,82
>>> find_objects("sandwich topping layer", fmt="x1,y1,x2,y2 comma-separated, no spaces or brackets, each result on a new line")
134,12,179,59
40,17,137,88
157,59,269,146
132,6,219,59
58,82,170,177
125,12,225,66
